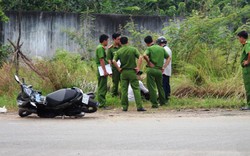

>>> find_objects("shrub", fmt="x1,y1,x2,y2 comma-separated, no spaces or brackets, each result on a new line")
36,50,97,92
0,44,11,67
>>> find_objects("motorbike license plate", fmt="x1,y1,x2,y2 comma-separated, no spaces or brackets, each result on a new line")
82,93,89,104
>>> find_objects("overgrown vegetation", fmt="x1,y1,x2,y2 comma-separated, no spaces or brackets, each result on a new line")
1,1,250,110
0,51,98,109
0,44,11,66
0,0,8,22
162,4,250,98
1,0,249,16
36,50,97,91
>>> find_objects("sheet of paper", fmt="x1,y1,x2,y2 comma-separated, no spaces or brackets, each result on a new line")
98,64,112,76
117,60,121,67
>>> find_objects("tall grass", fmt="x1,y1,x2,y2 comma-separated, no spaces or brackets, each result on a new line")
122,4,250,106
0,50,99,109
35,50,97,91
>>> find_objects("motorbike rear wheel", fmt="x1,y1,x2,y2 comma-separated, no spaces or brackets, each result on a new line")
37,111,57,118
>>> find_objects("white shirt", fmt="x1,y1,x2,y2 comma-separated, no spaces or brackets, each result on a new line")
163,45,172,76
128,81,148,101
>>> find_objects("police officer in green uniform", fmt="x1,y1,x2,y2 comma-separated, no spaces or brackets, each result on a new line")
107,33,121,97
143,36,170,108
95,34,109,109
238,31,250,110
113,36,146,112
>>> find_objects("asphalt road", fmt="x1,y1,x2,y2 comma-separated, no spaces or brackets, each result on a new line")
0,110,250,156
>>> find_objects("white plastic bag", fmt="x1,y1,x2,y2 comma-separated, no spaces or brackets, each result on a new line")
0,106,7,113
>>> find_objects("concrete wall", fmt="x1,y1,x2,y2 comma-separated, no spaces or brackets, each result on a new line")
0,11,178,58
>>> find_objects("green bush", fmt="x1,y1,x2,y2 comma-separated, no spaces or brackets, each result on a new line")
163,5,250,98
36,50,97,92
0,44,11,67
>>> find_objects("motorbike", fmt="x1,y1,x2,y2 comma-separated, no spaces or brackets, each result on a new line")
14,75,99,118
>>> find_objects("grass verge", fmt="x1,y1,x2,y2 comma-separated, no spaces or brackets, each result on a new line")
0,93,245,112
104,93,245,111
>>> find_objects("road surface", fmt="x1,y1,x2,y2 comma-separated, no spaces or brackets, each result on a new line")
0,110,250,156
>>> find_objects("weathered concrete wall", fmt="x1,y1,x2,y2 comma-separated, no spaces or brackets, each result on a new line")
1,12,81,58
0,11,178,58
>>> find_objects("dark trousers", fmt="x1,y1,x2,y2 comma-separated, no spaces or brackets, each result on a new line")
163,75,171,100
120,70,142,110
146,68,166,106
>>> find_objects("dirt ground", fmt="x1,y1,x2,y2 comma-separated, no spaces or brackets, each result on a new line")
1,108,250,120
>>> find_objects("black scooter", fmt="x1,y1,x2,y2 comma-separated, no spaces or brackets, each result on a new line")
14,75,99,118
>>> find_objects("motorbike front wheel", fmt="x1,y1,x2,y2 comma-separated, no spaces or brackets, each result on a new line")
18,109,32,117
82,98,98,113
83,106,97,113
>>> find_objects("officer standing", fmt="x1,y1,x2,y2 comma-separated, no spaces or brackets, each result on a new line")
157,36,172,103
95,34,109,109
237,31,250,110
113,36,146,112
143,35,170,108
107,33,121,97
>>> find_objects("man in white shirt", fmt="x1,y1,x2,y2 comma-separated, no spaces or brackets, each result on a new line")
157,36,172,103
128,71,149,102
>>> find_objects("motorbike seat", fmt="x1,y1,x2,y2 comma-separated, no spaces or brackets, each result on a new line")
46,89,78,107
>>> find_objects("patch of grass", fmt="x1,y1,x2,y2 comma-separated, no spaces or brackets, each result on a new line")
166,97,245,110
0,51,246,111
0,93,17,110
105,94,245,110
106,93,120,107
35,50,97,91
1,92,245,111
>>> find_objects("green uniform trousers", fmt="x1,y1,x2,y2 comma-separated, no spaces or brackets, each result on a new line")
120,69,143,110
111,67,120,96
146,68,166,106
243,66,250,106
97,73,107,107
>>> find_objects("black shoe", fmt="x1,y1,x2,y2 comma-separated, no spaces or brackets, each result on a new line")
241,106,250,110
137,108,147,112
74,112,85,118
151,105,159,108
160,103,168,106
122,108,128,111
99,106,112,110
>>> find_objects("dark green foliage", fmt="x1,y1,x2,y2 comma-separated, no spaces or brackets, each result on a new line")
0,44,11,66
1,0,249,16
164,4,250,75
0,0,8,22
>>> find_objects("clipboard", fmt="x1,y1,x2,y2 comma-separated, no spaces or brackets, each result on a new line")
98,64,112,76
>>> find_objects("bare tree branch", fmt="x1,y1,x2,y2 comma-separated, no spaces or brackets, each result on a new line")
7,39,17,50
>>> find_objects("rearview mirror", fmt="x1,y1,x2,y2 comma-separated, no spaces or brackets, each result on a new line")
14,75,21,84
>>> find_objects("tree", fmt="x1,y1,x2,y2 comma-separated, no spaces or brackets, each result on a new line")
0,0,249,16
0,0,8,22
178,2,186,16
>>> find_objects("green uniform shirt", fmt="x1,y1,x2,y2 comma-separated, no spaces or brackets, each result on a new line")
107,45,120,67
114,45,140,69
95,44,108,66
241,40,250,65
145,45,169,68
